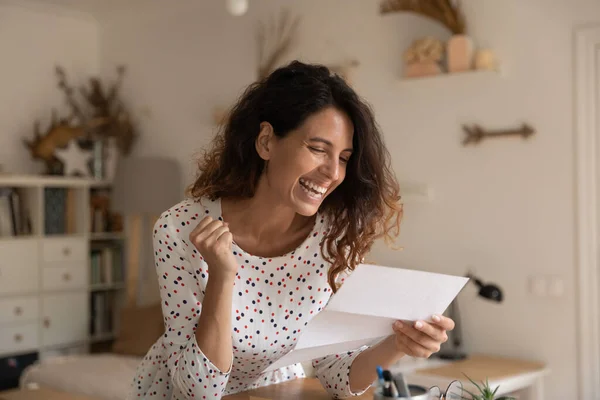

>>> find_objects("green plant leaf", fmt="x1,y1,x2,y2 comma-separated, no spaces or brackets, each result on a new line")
463,373,485,394
462,388,483,400
496,397,516,400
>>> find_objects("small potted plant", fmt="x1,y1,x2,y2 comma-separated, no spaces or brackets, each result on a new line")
462,375,516,400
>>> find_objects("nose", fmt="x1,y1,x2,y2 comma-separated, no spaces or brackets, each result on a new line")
320,158,340,181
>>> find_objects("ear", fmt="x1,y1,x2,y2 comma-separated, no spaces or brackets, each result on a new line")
255,122,275,161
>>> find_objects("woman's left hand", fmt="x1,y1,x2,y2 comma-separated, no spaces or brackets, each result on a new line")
391,315,455,358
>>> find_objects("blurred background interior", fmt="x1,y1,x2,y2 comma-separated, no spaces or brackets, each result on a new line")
0,0,598,399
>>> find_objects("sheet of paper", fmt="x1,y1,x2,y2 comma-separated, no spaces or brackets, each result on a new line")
264,264,469,372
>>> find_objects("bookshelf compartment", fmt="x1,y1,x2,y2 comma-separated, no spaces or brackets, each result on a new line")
89,291,119,339
0,186,40,238
89,186,121,235
43,187,87,236
90,244,124,287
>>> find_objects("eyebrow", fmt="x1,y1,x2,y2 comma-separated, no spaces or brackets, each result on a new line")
308,137,353,152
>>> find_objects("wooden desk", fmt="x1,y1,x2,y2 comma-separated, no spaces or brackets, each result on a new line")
224,354,548,400
224,378,375,400
402,354,549,400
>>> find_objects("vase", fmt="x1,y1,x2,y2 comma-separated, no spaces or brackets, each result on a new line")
92,139,105,179
446,34,474,73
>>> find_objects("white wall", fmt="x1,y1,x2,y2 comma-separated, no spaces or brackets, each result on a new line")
96,0,599,398
0,1,99,175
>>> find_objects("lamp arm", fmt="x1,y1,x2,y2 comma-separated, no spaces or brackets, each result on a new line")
449,300,463,349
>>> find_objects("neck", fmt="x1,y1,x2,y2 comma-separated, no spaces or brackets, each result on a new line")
221,179,313,243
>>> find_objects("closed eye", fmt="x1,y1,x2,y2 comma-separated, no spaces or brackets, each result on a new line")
309,146,326,153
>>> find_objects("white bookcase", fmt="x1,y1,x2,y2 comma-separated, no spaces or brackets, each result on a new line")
0,174,126,360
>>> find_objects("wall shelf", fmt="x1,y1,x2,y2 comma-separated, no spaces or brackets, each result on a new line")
398,69,502,86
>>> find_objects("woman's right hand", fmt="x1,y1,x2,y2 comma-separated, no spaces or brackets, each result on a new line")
189,216,238,281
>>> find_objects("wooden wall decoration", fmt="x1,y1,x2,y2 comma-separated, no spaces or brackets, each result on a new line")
462,123,536,146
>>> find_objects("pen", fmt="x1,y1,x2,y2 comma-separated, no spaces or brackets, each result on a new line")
383,370,398,398
376,365,384,383
393,372,412,398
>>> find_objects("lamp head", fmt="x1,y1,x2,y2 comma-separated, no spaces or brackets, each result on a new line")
467,274,504,302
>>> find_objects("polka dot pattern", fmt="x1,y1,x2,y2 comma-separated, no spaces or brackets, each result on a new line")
129,198,369,399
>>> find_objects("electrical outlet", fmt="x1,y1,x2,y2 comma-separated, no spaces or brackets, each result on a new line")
548,276,565,297
528,276,547,297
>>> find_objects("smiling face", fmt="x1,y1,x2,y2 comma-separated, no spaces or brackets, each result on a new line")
255,107,354,216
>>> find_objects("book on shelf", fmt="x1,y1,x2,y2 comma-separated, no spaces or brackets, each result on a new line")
44,187,78,235
0,187,32,237
90,292,115,336
90,246,124,286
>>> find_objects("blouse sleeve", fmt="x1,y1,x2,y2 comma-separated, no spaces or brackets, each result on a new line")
153,212,232,399
312,346,370,399
311,269,372,399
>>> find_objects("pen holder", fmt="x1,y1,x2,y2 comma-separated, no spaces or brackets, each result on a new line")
372,384,429,399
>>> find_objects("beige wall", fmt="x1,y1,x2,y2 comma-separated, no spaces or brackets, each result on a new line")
0,0,99,174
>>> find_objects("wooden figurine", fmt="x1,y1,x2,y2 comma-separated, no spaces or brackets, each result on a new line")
403,37,443,78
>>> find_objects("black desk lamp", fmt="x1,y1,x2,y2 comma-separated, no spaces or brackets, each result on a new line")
437,273,504,360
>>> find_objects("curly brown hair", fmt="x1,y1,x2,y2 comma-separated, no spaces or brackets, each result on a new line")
188,60,403,292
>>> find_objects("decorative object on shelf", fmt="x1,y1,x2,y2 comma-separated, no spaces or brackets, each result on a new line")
54,139,94,177
403,36,444,78
103,138,119,183
462,123,535,146
24,66,137,177
447,33,473,73
437,271,504,361
23,111,85,175
56,65,137,156
380,0,499,79
380,0,466,34
474,48,499,72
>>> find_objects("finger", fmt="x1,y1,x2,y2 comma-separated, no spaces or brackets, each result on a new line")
393,321,441,352
218,231,233,245
208,226,231,243
431,314,455,331
394,329,434,358
196,220,226,242
190,216,214,237
413,320,448,343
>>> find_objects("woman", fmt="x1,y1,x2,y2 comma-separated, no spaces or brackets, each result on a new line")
130,60,454,399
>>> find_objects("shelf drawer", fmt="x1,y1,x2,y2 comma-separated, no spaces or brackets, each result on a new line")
0,296,38,324
0,322,39,355
42,265,87,291
41,292,88,348
0,241,39,295
41,238,87,264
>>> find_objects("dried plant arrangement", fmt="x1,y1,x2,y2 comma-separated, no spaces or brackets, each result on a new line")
379,0,466,34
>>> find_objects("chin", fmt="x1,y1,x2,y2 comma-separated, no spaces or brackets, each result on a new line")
292,185,326,216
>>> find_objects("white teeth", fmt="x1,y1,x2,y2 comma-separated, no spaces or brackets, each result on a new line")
300,178,327,194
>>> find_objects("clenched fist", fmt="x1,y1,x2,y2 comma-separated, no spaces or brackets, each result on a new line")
189,216,238,281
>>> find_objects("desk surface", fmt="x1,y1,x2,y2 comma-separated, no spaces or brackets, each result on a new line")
224,378,375,400
224,354,547,400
